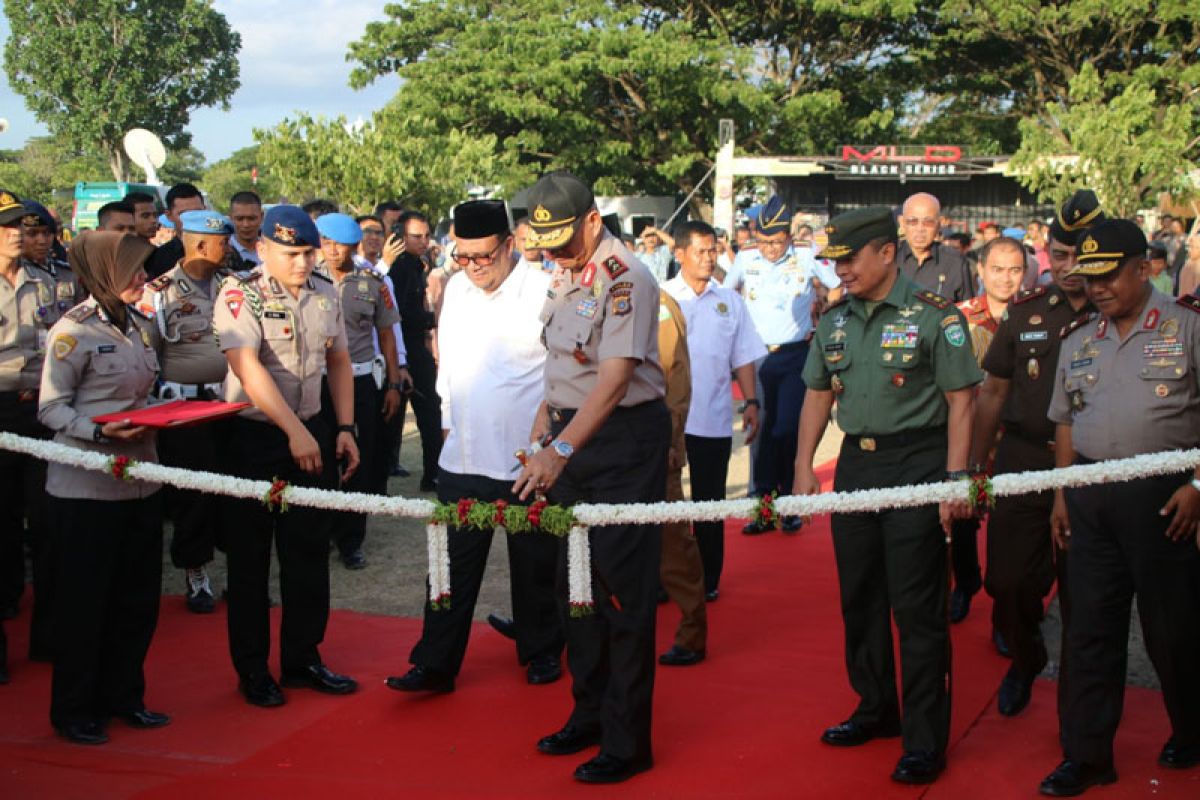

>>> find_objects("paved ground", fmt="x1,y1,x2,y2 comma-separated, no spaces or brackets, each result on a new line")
165,413,1156,688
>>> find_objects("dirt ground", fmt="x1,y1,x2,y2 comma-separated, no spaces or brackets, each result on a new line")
166,414,1157,689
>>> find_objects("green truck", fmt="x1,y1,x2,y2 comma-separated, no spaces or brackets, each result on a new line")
72,182,166,232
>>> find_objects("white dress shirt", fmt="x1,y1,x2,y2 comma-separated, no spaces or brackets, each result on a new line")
664,275,767,438
436,263,550,480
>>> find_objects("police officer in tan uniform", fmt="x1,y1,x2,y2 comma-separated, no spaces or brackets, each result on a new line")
514,172,669,784
140,209,236,613
0,190,71,673
315,212,403,569
213,205,361,708
1039,219,1200,796
20,200,82,306
39,231,167,745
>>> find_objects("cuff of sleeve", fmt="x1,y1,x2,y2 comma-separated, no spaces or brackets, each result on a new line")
66,415,98,441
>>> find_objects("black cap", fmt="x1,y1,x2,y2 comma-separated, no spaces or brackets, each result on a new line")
1147,241,1168,258
1048,190,1104,246
21,199,54,229
756,196,790,236
525,171,594,249
817,207,897,260
1070,219,1148,277
601,213,622,239
453,199,510,240
0,189,25,226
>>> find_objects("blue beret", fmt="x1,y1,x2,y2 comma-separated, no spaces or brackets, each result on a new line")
157,214,174,230
180,209,233,235
315,212,363,245
1002,227,1025,240
261,205,320,248
756,196,791,235
20,199,54,229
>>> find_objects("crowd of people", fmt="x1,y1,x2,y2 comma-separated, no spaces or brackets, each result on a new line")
0,170,1198,794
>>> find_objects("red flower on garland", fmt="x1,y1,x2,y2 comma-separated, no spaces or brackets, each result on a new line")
968,473,995,516
527,499,548,527
754,491,780,530
109,455,132,481
493,499,509,526
456,498,476,527
263,478,289,512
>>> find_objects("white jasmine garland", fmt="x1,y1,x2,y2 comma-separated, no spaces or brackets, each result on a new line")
567,526,593,611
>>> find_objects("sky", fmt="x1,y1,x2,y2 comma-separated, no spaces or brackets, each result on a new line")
0,0,399,164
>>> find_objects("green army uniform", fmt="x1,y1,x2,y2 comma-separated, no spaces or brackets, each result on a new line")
802,208,982,766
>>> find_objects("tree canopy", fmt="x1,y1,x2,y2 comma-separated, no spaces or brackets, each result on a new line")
3,0,241,181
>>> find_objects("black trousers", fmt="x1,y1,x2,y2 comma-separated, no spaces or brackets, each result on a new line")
0,395,53,658
223,416,337,679
49,495,163,727
402,333,443,483
549,401,670,763
1062,466,1200,767
322,374,381,556
409,470,563,676
158,418,229,569
831,430,951,755
753,343,809,496
985,435,1070,696
949,518,982,596
685,434,732,594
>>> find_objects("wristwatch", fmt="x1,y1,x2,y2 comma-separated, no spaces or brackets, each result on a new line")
550,440,574,460
337,424,358,438
387,382,404,392
93,423,107,443
739,398,760,413
1190,477,1200,494
946,470,971,481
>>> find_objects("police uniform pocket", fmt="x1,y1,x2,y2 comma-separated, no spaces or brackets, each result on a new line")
878,348,920,369
92,354,129,376
1140,359,1188,401
263,315,293,340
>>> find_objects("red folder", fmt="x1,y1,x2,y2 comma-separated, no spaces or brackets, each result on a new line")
93,400,250,429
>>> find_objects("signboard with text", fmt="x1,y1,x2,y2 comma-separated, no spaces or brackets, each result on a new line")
818,146,996,180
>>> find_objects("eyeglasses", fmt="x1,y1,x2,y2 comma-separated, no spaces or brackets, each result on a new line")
451,240,505,267
360,227,384,236
903,217,939,229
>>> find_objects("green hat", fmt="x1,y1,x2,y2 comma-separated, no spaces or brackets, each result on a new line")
817,207,896,260
1070,218,1147,277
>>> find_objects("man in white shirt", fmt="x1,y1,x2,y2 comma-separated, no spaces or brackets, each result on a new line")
665,220,767,600
386,200,564,693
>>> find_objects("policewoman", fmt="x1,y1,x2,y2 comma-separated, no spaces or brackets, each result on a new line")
793,207,982,785
1040,219,1200,796
140,209,235,613
38,231,167,745
213,206,361,707
723,196,838,532
513,171,669,784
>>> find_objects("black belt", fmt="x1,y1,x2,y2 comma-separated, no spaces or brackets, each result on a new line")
1001,422,1055,451
765,339,809,354
843,426,945,453
548,399,663,425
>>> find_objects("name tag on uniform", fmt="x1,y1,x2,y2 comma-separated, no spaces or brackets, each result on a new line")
97,344,117,354
264,311,287,320
1020,331,1049,342
824,342,845,353
880,323,919,349
1070,358,1092,369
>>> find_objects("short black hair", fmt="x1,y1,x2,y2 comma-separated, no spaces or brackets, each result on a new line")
97,201,134,227
979,236,1026,266
123,191,156,208
946,232,972,248
514,216,531,227
374,201,403,218
230,191,262,208
356,214,383,226
397,210,429,230
165,182,203,213
672,220,716,250
302,199,338,218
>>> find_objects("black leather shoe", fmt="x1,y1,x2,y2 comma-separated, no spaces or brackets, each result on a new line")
487,614,516,640
537,724,601,755
1159,739,1200,769
526,655,562,685
998,667,1035,717
705,589,719,602
281,664,358,695
117,709,171,728
949,587,973,623
781,515,804,533
341,550,367,570
419,477,438,492
993,627,1012,658
55,721,108,745
0,601,17,620
390,465,410,478
742,519,772,535
659,644,705,667
821,719,901,747
1038,760,1117,796
385,665,455,693
573,753,652,783
891,751,945,784
239,673,286,708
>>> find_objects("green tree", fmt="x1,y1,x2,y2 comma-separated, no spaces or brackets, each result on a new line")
0,136,110,218
3,0,241,181
202,146,282,211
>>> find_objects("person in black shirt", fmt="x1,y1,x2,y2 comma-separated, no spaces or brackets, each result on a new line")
897,193,976,303
144,184,205,278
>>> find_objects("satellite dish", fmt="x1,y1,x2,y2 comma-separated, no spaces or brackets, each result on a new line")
123,128,167,185
0,119,9,134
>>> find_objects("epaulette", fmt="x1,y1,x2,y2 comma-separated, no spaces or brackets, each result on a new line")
21,258,53,277
1176,294,1200,314
1060,312,1096,339
65,304,97,323
236,268,263,284
914,289,950,310
353,267,380,280
311,270,333,284
146,274,172,292
129,303,154,321
1011,285,1048,306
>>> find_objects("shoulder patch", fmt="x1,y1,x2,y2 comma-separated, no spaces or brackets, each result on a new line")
914,289,950,310
1176,294,1200,314
146,274,172,292
236,268,263,285
65,304,97,323
603,255,629,280
1011,285,1048,306
1060,312,1096,339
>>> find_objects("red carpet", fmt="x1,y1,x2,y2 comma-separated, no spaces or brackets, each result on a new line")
1,462,1196,798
